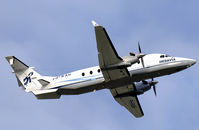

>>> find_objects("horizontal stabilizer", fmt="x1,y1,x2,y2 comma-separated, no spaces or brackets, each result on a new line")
38,79,50,86
32,89,60,99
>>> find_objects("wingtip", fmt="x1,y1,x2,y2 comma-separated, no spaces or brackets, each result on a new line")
91,20,99,27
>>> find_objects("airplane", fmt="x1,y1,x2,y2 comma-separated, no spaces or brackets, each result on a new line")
5,21,196,118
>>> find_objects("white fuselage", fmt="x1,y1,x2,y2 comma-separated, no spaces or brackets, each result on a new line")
47,53,195,95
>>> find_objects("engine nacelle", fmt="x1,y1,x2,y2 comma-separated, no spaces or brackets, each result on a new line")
114,80,158,98
134,81,152,95
122,56,140,65
103,54,145,70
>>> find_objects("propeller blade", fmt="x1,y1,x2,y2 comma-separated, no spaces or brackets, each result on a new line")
152,78,157,96
141,57,145,68
153,85,157,96
138,42,142,53
138,42,145,67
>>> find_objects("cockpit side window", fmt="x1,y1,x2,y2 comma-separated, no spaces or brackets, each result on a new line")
160,54,171,58
160,55,164,58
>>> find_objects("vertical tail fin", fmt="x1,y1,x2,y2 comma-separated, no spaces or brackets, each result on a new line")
6,56,61,99
5,56,43,92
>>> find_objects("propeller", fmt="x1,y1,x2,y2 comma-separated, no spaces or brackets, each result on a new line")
129,42,145,66
138,42,145,68
151,78,158,96
132,42,158,96
138,43,158,96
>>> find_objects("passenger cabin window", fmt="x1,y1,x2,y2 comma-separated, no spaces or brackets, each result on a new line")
90,71,93,75
82,72,85,76
97,69,101,73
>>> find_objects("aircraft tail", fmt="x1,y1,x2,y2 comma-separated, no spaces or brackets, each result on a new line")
5,56,60,99
5,56,44,92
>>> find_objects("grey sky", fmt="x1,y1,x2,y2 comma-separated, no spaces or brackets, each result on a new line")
0,0,199,130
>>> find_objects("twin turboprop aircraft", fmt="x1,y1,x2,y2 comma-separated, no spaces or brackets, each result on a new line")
6,21,196,118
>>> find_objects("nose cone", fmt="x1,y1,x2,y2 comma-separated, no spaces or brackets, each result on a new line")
188,59,196,66
183,58,196,68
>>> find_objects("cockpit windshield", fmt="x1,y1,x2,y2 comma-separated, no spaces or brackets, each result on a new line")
160,54,171,58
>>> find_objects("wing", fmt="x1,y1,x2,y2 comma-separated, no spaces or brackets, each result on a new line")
92,21,144,117
92,21,129,82
110,84,144,118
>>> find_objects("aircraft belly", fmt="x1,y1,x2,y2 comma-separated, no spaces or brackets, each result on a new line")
56,78,105,95
130,61,188,81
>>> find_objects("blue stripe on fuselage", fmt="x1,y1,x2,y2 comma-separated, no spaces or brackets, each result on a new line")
58,74,102,83
53,74,103,89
